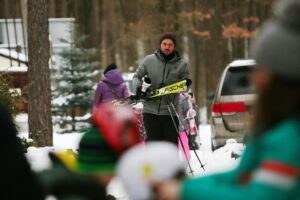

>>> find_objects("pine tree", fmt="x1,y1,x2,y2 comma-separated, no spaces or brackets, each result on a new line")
52,27,100,133
0,75,21,116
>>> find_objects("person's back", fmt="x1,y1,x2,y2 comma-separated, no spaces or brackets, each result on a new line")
92,63,128,111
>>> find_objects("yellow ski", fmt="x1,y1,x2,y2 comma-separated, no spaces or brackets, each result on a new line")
149,80,187,98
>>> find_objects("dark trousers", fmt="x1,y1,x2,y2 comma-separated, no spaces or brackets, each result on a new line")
143,113,179,145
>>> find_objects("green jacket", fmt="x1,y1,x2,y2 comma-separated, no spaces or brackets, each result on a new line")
38,153,107,200
181,119,300,200
133,49,190,115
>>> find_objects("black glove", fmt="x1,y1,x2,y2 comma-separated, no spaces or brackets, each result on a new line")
128,86,142,101
129,95,138,101
186,79,192,87
129,86,151,101
141,76,152,92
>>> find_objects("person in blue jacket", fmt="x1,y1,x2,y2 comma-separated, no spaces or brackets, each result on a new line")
153,0,300,199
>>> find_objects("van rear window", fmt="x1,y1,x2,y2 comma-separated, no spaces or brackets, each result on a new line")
221,66,255,96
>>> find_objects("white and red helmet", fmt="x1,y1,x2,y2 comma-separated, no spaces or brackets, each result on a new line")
92,103,140,154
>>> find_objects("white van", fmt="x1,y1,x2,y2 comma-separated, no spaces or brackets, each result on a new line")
210,59,257,149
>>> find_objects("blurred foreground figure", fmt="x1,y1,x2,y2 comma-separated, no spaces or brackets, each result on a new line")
0,102,45,200
154,0,300,199
39,104,139,200
116,142,186,200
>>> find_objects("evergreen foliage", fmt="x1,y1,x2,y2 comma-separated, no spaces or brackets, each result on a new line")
52,27,100,133
17,137,34,153
0,75,21,116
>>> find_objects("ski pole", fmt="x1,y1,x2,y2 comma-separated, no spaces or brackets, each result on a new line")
166,105,194,176
166,96,205,171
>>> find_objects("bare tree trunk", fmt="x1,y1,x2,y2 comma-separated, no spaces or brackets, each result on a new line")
136,39,145,64
116,0,129,70
91,0,100,48
244,38,249,58
60,0,67,17
48,0,55,17
110,1,121,67
72,0,79,19
27,0,53,147
20,0,28,48
100,0,108,68
227,37,233,61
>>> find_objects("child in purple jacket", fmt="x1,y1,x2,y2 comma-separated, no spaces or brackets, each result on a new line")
92,63,129,112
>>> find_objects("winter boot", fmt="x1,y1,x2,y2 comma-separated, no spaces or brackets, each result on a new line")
188,135,199,150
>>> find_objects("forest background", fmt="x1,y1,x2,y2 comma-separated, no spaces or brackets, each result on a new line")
0,0,275,108
0,0,275,146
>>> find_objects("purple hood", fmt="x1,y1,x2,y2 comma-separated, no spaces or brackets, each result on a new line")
102,69,124,85
92,69,129,110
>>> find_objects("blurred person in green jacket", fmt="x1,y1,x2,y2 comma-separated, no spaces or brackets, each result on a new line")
153,0,300,199
39,104,140,200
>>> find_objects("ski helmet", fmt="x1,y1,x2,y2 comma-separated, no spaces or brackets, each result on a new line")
92,103,140,154
116,142,186,200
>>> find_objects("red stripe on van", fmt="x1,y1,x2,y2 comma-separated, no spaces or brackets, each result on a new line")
212,102,247,113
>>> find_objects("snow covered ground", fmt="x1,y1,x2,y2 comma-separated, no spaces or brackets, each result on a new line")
16,114,244,199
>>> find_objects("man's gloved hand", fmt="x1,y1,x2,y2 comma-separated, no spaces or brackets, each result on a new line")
136,85,143,98
129,86,152,101
141,76,152,92
129,95,138,101
128,86,142,101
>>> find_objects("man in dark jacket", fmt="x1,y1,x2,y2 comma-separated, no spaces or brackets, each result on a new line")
133,32,191,145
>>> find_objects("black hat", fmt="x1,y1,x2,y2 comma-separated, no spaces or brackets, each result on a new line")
103,63,117,74
250,0,300,82
159,32,176,46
